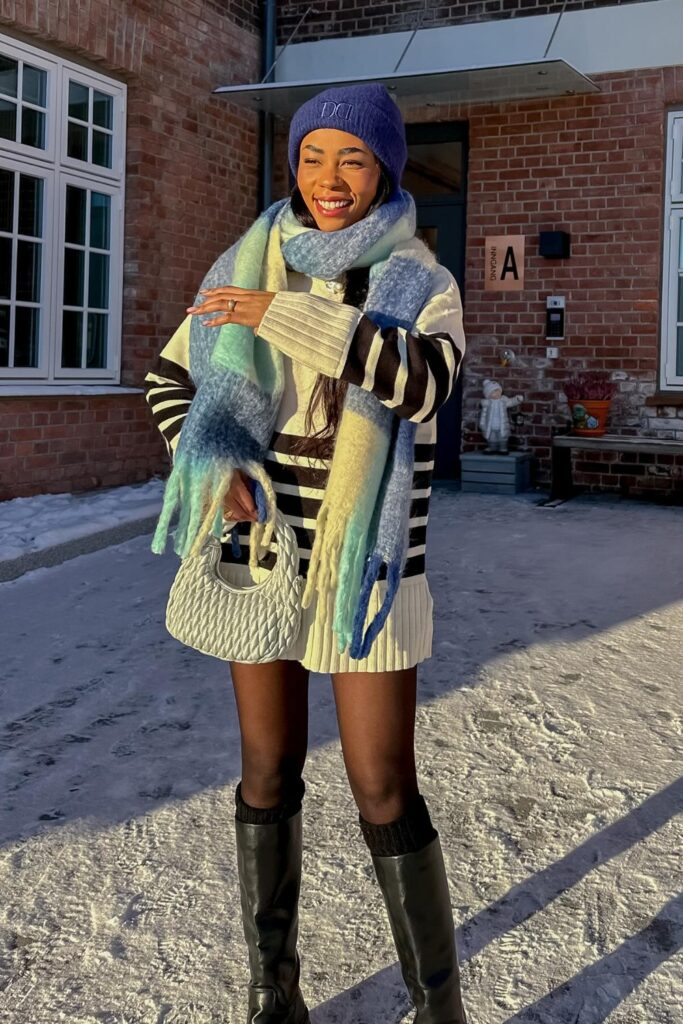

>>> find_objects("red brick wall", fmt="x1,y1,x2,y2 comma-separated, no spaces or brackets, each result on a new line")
568,449,683,500
0,396,159,498
456,66,683,496
7,2,681,502
276,0,651,44
0,1,261,499
278,65,683,498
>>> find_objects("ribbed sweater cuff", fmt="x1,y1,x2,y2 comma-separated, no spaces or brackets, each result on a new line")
257,291,362,378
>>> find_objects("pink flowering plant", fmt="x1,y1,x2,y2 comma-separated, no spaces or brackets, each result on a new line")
563,371,617,401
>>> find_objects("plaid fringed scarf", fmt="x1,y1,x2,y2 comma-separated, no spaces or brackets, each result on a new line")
150,189,437,659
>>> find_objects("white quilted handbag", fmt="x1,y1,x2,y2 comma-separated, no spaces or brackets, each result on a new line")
165,511,304,663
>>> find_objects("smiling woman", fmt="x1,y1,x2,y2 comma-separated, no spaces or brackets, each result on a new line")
143,81,469,1024
296,130,383,229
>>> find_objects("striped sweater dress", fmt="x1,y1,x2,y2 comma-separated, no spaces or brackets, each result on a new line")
144,261,466,673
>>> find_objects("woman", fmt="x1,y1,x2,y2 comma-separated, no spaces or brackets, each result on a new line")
144,83,468,1023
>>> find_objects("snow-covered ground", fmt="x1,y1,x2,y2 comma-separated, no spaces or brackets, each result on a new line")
1,488,681,1024
0,478,164,562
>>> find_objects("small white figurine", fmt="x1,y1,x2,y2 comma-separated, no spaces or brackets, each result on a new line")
479,378,524,454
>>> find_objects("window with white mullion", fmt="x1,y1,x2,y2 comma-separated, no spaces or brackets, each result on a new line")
0,30,125,384
663,209,683,388
669,116,683,205
57,174,119,378
0,49,51,160
677,213,683,380
64,76,116,176
0,157,51,375
661,113,683,390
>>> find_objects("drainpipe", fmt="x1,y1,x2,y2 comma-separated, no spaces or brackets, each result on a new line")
259,0,277,211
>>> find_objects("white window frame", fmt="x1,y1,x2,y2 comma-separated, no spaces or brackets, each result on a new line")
0,152,54,378
0,30,126,386
53,171,123,380
0,43,57,163
59,66,125,182
660,111,683,391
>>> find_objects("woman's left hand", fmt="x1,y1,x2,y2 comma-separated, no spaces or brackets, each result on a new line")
186,286,276,330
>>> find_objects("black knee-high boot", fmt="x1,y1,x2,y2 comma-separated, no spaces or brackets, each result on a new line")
234,779,310,1024
359,794,468,1024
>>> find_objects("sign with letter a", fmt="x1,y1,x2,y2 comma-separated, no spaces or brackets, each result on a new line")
484,235,525,291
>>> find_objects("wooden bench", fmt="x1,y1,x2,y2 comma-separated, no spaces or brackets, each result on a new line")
542,432,683,505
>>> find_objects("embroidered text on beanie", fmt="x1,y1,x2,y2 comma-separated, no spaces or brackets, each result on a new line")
288,83,407,197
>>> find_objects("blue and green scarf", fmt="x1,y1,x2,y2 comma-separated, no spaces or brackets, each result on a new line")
151,189,437,659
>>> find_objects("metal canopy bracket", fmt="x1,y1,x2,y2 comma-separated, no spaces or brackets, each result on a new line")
213,59,600,117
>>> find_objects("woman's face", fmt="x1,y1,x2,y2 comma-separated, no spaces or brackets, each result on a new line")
296,128,382,232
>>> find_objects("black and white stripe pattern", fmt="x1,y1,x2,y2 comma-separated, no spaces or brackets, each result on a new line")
144,264,465,582
342,317,462,423
256,287,465,425
144,361,437,580
230,432,435,578
144,357,195,458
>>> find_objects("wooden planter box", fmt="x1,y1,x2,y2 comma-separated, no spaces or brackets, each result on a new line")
461,451,533,494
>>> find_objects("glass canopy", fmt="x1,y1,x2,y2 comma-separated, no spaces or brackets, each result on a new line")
213,59,600,117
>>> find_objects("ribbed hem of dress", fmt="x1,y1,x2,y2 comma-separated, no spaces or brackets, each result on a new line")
287,575,434,673
218,567,433,674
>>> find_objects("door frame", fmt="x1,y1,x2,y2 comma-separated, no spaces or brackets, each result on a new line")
406,120,468,478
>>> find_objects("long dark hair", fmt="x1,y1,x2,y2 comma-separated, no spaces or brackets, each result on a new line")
291,163,392,460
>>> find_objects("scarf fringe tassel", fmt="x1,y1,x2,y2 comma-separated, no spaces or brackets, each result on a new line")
303,505,364,651
332,524,368,653
349,554,403,661
150,457,278,564
303,511,377,656
302,504,336,609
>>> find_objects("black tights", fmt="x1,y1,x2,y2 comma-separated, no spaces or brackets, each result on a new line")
230,659,422,825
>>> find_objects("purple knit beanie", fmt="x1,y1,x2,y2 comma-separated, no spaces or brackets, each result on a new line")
288,83,407,197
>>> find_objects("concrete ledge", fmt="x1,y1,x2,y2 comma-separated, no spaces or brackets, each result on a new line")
0,514,161,583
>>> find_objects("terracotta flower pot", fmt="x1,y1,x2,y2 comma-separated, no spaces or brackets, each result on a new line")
568,399,612,437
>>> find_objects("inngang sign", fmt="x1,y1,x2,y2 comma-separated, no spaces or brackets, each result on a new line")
485,235,525,291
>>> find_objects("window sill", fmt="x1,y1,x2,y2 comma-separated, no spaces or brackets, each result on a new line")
644,392,683,407
0,385,144,397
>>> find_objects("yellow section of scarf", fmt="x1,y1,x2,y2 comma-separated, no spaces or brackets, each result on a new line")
303,407,391,612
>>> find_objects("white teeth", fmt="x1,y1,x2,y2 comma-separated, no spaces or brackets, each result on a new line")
317,199,352,210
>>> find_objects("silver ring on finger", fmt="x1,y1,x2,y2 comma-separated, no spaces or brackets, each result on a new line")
226,298,237,313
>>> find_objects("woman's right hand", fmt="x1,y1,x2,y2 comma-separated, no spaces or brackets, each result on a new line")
223,470,258,523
